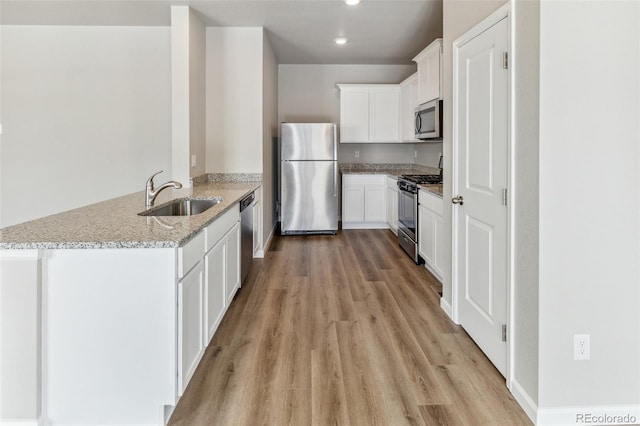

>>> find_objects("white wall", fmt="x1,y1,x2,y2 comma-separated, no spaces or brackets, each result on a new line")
278,64,416,164
262,35,278,243
206,27,263,173
512,0,540,410
188,9,206,178
0,26,171,228
538,0,639,414
171,7,205,182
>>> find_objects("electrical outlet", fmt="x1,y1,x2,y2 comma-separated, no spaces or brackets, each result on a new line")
414,149,418,158
191,155,197,168
574,334,590,360
355,150,360,158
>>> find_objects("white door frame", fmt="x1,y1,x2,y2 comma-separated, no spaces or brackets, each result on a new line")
451,2,514,385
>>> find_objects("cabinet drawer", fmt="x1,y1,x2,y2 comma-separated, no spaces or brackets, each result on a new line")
206,204,240,251
178,231,206,279
419,190,443,216
343,174,386,186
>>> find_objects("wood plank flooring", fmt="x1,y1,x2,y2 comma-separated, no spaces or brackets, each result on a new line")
168,229,531,426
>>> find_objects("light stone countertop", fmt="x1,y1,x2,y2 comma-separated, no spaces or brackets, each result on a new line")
419,184,443,198
0,181,261,250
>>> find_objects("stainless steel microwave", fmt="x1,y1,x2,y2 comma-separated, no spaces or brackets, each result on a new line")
415,99,443,140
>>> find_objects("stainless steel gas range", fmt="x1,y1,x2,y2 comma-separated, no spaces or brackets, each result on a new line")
397,174,442,263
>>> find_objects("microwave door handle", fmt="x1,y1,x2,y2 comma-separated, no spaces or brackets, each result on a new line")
415,114,422,134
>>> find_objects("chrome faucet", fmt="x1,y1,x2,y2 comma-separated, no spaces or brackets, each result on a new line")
145,170,183,207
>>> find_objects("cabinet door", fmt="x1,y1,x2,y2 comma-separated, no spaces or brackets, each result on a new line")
364,185,386,222
400,75,419,142
416,40,442,105
386,186,398,233
340,88,369,142
343,185,365,222
433,214,445,278
205,239,226,344
386,186,395,228
418,205,435,265
424,47,441,103
225,223,241,305
370,87,400,142
178,261,205,396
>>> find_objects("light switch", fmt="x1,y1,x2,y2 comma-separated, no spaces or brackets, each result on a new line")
191,155,197,168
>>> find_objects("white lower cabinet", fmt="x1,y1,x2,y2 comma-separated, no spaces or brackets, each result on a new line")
179,204,241,396
342,174,387,229
178,260,205,396
205,239,226,343
386,176,398,234
225,223,241,305
418,189,444,282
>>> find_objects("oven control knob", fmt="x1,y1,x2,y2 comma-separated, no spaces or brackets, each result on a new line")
452,195,464,205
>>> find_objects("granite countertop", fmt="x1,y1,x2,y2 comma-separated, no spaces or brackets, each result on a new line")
419,184,443,197
0,180,261,250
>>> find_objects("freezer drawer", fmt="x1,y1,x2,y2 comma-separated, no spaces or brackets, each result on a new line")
281,123,337,161
281,160,338,234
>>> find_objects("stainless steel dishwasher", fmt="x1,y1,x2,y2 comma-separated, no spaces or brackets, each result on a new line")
240,192,255,284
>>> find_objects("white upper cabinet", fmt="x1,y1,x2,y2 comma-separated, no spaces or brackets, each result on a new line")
413,38,443,105
399,73,419,142
338,84,400,143
339,86,370,142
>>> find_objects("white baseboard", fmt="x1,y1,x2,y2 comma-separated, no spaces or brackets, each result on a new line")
440,297,455,322
342,222,389,230
0,417,43,426
537,404,640,426
509,379,538,424
255,223,276,258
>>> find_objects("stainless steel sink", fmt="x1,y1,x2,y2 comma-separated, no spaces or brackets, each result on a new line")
139,198,222,217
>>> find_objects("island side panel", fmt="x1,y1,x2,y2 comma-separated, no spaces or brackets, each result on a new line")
0,249,43,423
44,248,177,426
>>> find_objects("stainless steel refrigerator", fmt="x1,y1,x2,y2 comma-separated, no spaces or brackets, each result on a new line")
280,123,338,235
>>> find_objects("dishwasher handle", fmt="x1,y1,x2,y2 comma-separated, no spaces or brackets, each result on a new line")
240,192,255,211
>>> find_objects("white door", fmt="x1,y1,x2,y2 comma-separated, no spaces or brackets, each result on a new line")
453,16,509,375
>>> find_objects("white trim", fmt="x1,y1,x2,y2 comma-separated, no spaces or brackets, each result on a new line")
341,222,389,230
509,379,538,424
537,404,640,426
423,263,443,284
451,0,513,384
439,297,456,323
255,222,276,258
0,418,44,426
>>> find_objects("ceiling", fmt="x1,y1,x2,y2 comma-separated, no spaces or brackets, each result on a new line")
0,0,443,64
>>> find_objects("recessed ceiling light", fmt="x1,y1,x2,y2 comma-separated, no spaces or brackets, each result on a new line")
335,38,348,45
346,0,360,5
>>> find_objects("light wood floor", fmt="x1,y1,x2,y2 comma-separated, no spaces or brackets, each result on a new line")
169,229,531,426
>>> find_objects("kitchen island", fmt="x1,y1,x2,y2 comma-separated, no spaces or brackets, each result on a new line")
0,179,261,426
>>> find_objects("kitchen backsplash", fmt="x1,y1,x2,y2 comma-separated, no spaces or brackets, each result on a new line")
192,173,263,185
340,163,440,175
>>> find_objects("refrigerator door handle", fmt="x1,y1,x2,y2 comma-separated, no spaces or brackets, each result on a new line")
333,124,337,160
333,162,337,197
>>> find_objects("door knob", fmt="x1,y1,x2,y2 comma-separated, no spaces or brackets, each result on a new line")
452,195,464,205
